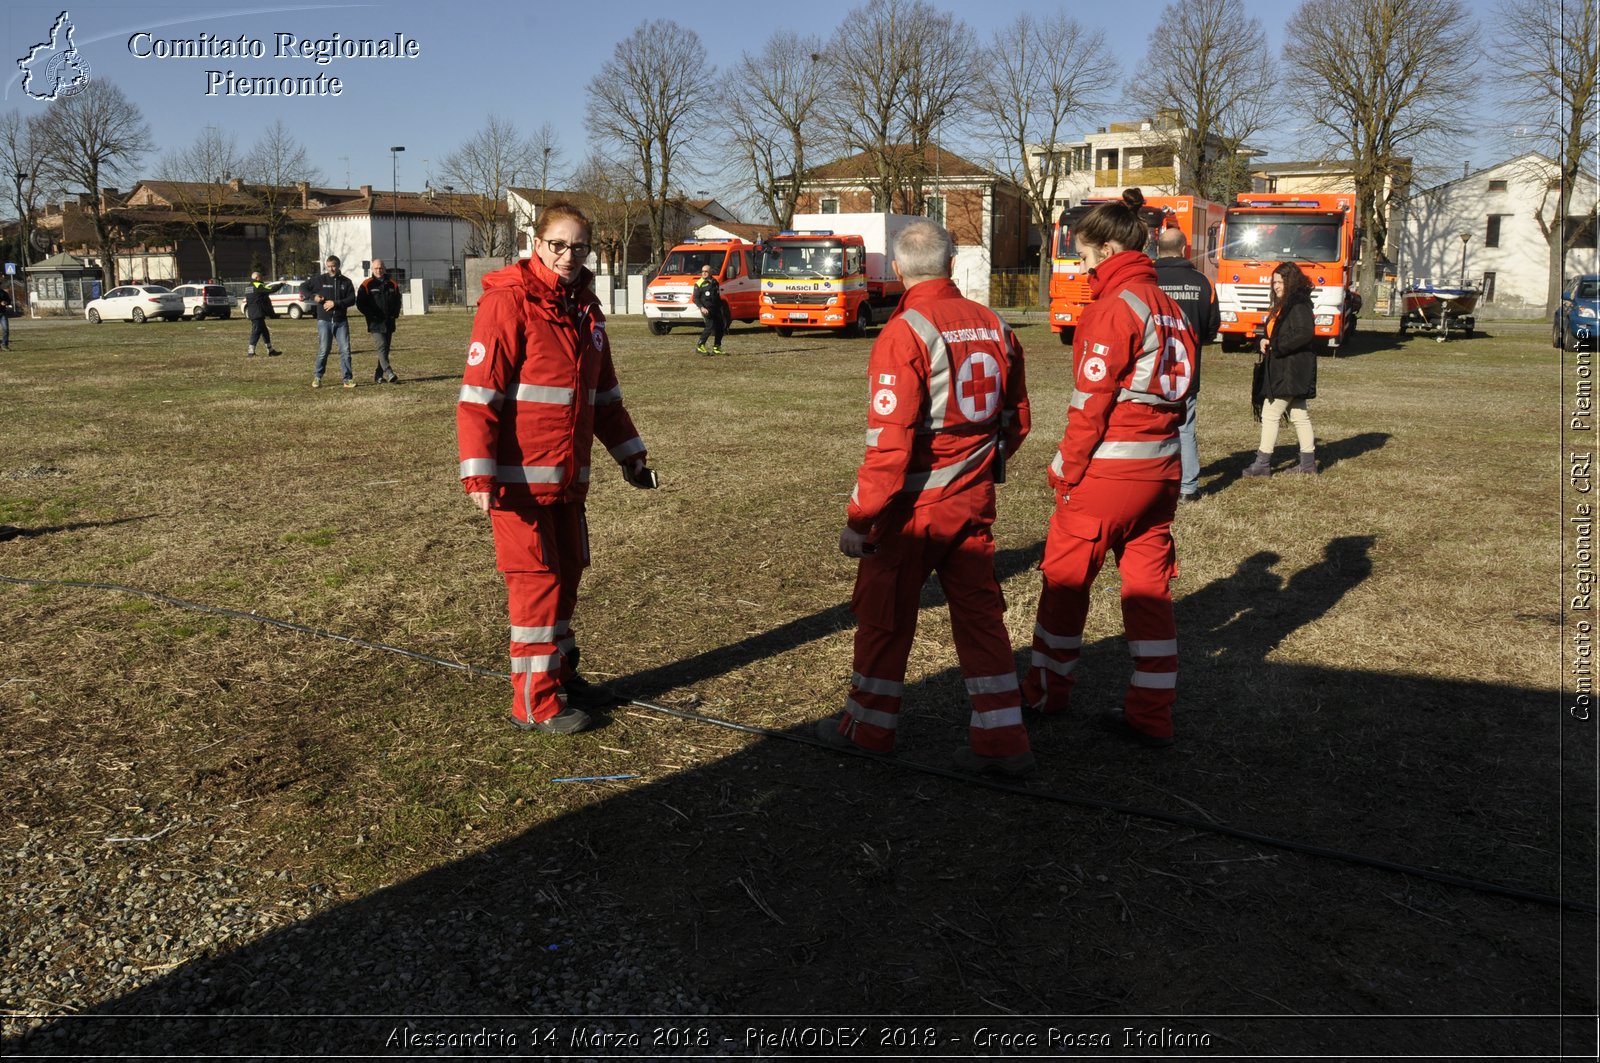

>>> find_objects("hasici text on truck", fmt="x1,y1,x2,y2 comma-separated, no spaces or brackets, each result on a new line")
1048,195,1224,346
1215,192,1359,353
758,212,918,336
644,238,761,336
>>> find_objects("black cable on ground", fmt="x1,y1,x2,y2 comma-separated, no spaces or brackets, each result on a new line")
5,572,1595,916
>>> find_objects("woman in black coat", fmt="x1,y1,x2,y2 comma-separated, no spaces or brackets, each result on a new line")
1244,261,1318,476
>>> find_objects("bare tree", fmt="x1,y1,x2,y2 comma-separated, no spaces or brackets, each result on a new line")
1501,0,1599,311
0,110,47,265
31,80,150,286
971,13,1105,303
586,20,713,262
241,119,322,280
727,31,827,228
441,114,536,258
528,122,564,208
570,151,649,278
816,0,974,214
157,127,244,279
1125,0,1278,202
1284,0,1480,298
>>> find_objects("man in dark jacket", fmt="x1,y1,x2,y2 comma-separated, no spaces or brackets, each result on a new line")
356,258,403,383
243,272,282,358
304,255,357,388
1153,228,1219,502
692,264,726,355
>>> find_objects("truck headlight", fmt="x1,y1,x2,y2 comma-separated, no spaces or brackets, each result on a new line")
1315,314,1334,326
1220,311,1237,322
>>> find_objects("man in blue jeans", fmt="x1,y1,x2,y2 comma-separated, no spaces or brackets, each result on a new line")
304,255,357,388
1152,228,1218,502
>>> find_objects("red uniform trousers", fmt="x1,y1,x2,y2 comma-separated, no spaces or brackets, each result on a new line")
1024,476,1179,738
490,501,589,725
838,491,1030,757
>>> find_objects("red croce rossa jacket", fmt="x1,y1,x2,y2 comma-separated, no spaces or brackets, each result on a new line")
847,278,1030,534
1050,250,1196,492
457,255,646,507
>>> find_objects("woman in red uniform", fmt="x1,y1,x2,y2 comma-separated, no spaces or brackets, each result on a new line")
1024,189,1197,747
457,203,652,734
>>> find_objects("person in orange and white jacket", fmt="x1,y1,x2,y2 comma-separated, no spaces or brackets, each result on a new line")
817,219,1035,777
457,202,652,735
1025,188,1196,748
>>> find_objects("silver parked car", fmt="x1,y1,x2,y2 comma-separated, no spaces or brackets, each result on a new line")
172,283,233,320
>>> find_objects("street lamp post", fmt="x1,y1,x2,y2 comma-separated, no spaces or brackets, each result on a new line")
11,170,29,308
1458,231,1471,289
444,184,457,301
389,146,405,273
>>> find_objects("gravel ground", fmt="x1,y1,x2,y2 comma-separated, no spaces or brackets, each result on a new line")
2,802,720,1057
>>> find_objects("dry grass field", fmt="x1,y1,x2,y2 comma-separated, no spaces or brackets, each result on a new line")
0,305,1594,1058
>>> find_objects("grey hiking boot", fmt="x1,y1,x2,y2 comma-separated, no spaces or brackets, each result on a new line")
509,705,592,735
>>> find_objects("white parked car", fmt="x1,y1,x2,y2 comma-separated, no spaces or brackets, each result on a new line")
239,281,315,319
172,283,232,320
84,285,184,324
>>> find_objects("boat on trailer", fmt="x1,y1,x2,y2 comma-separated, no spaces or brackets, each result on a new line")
1399,280,1482,341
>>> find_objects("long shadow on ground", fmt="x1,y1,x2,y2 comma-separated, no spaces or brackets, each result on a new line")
8,535,1596,1059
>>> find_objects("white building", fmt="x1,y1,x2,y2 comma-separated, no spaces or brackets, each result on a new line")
1395,152,1598,316
315,186,477,287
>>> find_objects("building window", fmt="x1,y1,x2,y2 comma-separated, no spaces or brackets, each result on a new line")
1487,179,1507,192
1485,214,1505,248
1482,271,1496,303
925,196,945,225
820,196,839,214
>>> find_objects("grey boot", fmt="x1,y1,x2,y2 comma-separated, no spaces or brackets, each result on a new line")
246,344,256,357
1291,450,1319,474
1242,450,1273,477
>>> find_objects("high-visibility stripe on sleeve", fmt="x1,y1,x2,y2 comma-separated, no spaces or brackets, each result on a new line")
1131,670,1177,689
1070,389,1090,410
594,385,623,405
609,437,646,461
866,427,882,448
516,383,576,405
460,458,496,479
459,385,502,407
852,672,903,697
496,464,566,484
1128,638,1178,657
1033,623,1082,650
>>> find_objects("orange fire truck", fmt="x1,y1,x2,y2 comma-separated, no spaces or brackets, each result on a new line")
644,237,763,336
758,212,918,336
1048,195,1224,345
1214,192,1359,353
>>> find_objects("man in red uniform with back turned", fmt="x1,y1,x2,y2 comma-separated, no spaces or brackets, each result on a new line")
817,219,1034,777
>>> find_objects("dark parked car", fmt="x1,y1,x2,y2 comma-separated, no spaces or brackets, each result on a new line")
172,283,232,320
1554,274,1599,351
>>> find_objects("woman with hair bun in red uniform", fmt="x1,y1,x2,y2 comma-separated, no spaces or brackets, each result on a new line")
1024,189,1198,748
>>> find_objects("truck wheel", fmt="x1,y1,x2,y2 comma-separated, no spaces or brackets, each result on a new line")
775,327,793,338
850,304,871,337
1057,327,1074,346
648,320,671,336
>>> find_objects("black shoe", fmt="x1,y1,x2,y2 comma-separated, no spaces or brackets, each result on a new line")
374,366,383,383
384,373,400,384
509,705,592,734
1098,708,1174,748
952,746,1037,777
813,714,893,756
267,348,282,357
562,672,619,709
1178,492,1199,505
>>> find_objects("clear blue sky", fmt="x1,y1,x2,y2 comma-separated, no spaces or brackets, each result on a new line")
3,0,1512,207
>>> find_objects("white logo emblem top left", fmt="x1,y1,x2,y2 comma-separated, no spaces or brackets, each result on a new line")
467,341,487,366
19,11,92,101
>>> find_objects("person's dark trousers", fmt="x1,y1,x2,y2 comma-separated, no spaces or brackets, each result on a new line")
372,329,398,382
698,307,726,350
248,318,273,353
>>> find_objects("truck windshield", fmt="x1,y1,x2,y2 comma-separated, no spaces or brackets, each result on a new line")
656,249,725,277
762,242,844,279
1222,212,1344,262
